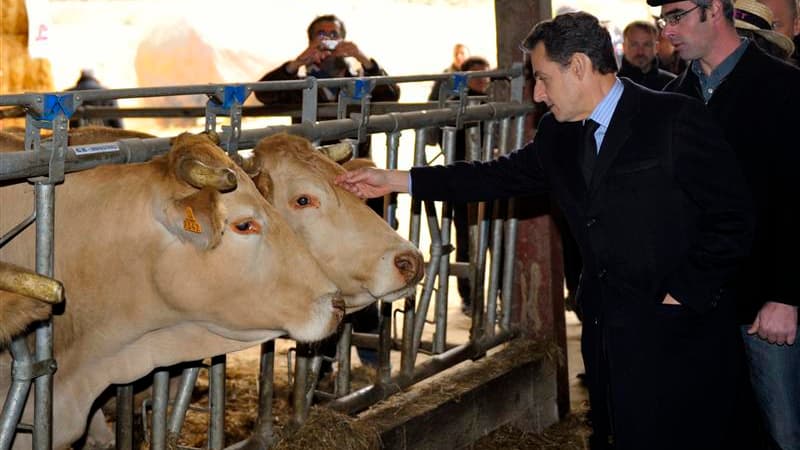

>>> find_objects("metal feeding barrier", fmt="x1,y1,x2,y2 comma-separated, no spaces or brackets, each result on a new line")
0,64,534,449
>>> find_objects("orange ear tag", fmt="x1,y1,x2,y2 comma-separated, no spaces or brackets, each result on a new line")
183,206,202,233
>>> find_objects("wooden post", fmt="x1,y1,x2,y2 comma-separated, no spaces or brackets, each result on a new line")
494,0,571,421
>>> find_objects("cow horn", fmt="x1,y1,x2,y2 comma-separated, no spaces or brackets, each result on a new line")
0,262,64,304
232,153,260,178
318,141,354,164
177,158,238,192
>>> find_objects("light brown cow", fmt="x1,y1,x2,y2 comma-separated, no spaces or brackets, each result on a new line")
0,132,344,449
248,133,424,311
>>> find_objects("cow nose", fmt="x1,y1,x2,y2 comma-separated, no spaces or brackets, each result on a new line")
394,250,423,284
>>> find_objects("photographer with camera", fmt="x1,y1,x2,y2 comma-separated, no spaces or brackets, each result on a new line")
254,14,400,106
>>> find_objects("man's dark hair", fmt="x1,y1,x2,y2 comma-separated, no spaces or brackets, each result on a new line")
520,12,618,75
460,56,490,72
306,14,347,41
693,0,734,24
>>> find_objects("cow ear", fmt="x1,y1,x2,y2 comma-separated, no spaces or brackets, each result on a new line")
159,187,226,250
251,171,275,203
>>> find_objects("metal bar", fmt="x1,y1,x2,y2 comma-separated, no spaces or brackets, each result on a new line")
291,346,311,427
32,182,54,450
409,129,427,247
335,323,353,397
0,102,469,120
0,212,35,248
249,341,276,448
385,131,400,228
0,103,534,182
433,127,457,354
410,201,443,365
399,296,417,380
486,118,512,337
469,122,497,341
208,355,226,450
167,366,201,445
115,384,134,450
150,369,170,450
0,68,521,109
0,338,34,450
301,78,318,126
502,115,526,330
378,302,393,385
328,330,516,415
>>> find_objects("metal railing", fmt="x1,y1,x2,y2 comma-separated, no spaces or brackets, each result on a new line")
0,65,534,449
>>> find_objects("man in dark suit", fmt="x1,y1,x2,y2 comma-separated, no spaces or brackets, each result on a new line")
336,11,754,450
653,0,800,448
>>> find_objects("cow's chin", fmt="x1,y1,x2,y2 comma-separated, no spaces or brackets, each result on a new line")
283,292,344,343
344,285,418,313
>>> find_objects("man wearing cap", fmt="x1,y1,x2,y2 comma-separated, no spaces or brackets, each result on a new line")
652,0,800,448
338,11,753,450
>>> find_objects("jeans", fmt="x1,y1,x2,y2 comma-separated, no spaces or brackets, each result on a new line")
741,326,800,450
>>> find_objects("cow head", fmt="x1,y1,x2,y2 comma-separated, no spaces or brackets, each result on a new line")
246,133,424,312
150,132,345,342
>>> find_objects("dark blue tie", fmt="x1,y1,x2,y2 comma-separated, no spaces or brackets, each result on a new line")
581,119,600,185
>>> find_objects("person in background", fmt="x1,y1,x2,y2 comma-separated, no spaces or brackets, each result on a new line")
655,21,689,73
66,69,123,129
428,43,471,101
618,21,677,89
255,13,400,121
734,0,796,61
760,0,800,63
337,11,754,449
654,0,800,448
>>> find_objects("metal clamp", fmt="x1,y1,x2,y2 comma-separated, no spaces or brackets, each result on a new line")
23,94,75,183
436,74,469,129
205,85,251,156
337,78,374,144
11,359,57,381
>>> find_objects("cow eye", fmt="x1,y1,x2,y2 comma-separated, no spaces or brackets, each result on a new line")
292,194,319,209
231,219,261,234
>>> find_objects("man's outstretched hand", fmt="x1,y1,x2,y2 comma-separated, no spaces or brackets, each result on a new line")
335,168,410,199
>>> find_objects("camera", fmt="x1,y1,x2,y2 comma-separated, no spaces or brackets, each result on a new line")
320,39,339,50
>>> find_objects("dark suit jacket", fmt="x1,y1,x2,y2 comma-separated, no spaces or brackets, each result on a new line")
665,43,800,323
410,79,754,449
412,79,752,320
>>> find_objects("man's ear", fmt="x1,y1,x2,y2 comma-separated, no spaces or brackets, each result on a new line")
159,187,226,250
570,53,590,79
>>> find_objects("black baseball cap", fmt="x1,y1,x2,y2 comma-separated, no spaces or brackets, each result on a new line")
646,0,685,5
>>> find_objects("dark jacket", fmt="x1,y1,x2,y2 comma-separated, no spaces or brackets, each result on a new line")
254,59,400,105
665,42,800,323
618,57,676,91
411,79,754,449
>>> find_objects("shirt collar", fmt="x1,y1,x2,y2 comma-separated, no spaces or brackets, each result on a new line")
691,37,749,87
586,78,624,129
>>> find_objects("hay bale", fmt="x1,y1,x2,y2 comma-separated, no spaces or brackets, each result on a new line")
0,0,54,100
273,407,381,450
0,34,54,95
0,0,28,36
